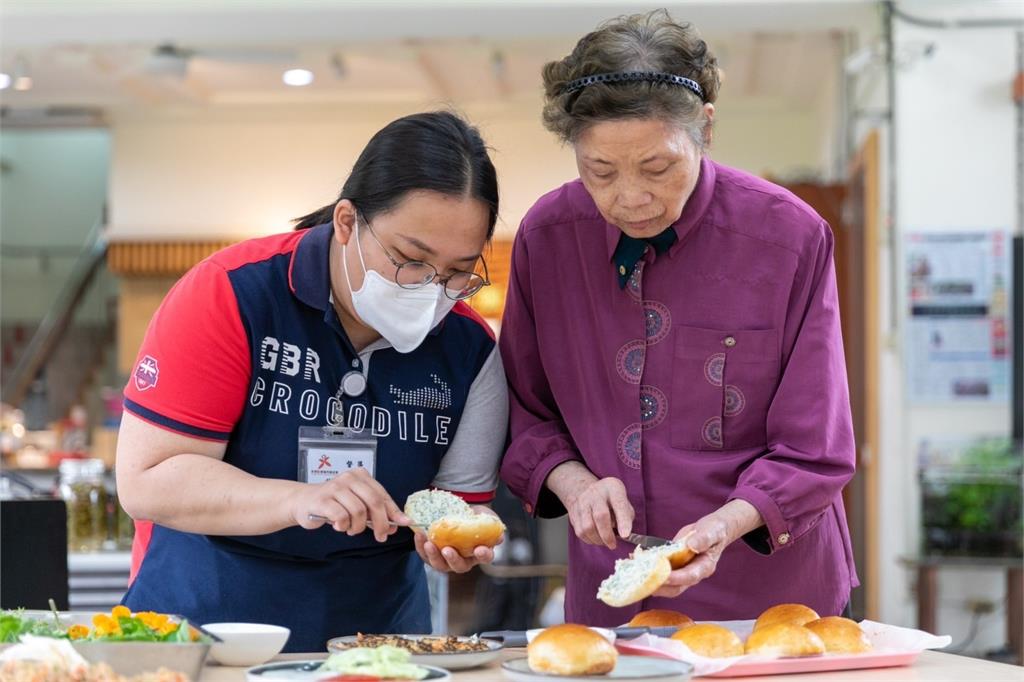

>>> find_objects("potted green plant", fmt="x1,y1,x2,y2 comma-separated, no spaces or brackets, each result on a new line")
922,438,1022,558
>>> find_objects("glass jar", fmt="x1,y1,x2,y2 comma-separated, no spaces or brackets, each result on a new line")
59,458,108,552
113,489,135,550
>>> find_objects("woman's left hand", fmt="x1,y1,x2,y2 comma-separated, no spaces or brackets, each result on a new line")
652,499,763,598
413,505,503,574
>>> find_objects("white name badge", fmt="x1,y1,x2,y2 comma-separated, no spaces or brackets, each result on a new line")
297,426,378,484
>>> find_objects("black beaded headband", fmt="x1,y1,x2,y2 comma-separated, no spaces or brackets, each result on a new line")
562,71,704,101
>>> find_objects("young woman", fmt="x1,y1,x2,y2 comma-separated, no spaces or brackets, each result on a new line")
116,111,508,652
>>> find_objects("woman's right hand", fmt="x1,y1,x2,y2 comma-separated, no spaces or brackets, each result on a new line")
547,462,634,550
291,468,408,543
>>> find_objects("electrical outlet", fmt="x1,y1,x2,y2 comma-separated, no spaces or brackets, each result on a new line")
966,599,995,615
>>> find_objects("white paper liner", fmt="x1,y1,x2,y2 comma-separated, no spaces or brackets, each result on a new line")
619,619,952,677
0,634,88,667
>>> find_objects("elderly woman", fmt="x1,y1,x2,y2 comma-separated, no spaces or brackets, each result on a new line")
500,10,858,625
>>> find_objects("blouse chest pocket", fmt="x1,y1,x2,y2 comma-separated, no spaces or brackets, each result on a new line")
670,326,780,451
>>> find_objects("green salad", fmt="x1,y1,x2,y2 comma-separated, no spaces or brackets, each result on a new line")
321,645,429,680
0,611,67,643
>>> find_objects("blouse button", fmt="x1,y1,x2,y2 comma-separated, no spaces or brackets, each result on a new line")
777,532,791,545
723,336,737,348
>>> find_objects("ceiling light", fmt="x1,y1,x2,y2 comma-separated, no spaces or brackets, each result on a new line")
0,73,10,90
283,68,314,87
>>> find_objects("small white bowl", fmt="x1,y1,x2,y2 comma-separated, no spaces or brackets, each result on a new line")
203,622,290,667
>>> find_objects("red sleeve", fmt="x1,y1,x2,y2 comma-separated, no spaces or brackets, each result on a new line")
123,260,251,441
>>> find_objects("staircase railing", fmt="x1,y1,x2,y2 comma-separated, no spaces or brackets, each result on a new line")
1,213,108,406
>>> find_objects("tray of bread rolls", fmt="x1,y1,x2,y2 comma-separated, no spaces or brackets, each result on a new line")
612,605,952,678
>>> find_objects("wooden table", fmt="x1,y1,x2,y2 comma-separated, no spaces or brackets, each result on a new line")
200,649,1024,681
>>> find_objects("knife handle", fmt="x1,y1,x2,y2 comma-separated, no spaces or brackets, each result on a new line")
479,630,526,647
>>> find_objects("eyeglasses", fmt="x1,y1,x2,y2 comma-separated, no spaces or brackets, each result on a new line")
358,213,491,301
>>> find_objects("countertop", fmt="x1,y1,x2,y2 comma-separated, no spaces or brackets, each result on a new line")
199,649,1024,681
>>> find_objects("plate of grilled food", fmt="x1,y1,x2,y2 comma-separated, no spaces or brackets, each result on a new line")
326,634,503,670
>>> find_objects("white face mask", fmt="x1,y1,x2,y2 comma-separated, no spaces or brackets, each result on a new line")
342,221,458,353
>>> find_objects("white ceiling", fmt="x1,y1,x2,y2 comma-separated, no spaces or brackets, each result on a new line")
0,1,866,113
1,1,876,45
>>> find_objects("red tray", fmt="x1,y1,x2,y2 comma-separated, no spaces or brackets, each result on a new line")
615,639,922,678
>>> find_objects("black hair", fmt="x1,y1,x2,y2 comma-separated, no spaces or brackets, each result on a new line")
293,111,498,237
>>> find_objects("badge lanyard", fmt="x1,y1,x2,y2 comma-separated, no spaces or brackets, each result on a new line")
296,365,374,483
297,425,378,483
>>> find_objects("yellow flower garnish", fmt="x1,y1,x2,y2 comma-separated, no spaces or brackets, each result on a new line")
67,625,89,640
111,605,131,620
137,611,170,631
92,613,121,636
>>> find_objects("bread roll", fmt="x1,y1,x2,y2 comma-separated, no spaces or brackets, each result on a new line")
805,617,872,654
753,603,820,631
404,489,506,557
627,609,694,629
527,624,618,676
671,623,744,658
596,552,672,607
636,533,698,571
427,514,506,558
745,623,826,658
404,489,472,526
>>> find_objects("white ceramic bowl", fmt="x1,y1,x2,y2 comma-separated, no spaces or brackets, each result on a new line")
203,623,290,667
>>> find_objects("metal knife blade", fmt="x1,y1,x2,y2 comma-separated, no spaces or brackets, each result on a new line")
306,514,424,530
626,532,674,549
477,626,685,648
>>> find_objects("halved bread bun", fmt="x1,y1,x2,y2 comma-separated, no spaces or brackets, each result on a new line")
805,617,872,654
427,514,506,558
649,532,698,569
527,624,618,675
404,489,472,526
753,603,820,631
745,623,826,658
671,623,744,658
627,609,694,629
405,489,506,557
596,551,672,607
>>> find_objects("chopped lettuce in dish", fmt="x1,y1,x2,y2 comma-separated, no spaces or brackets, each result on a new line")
320,645,429,680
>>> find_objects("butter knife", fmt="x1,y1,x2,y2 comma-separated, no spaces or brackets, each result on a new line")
479,626,682,648
625,532,674,549
306,514,424,530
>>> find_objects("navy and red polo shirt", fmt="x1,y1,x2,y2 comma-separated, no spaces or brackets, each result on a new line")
121,223,502,652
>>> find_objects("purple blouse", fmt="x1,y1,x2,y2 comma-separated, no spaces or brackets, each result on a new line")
499,157,859,625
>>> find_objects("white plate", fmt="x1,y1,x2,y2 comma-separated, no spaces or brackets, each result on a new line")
246,659,451,681
327,635,503,670
501,655,692,681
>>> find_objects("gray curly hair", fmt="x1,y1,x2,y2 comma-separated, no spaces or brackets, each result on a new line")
541,9,720,149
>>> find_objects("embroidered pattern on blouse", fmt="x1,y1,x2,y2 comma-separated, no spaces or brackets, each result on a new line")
704,353,725,387
639,384,667,429
615,340,646,385
724,384,746,417
616,422,643,469
643,301,671,345
702,415,724,448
